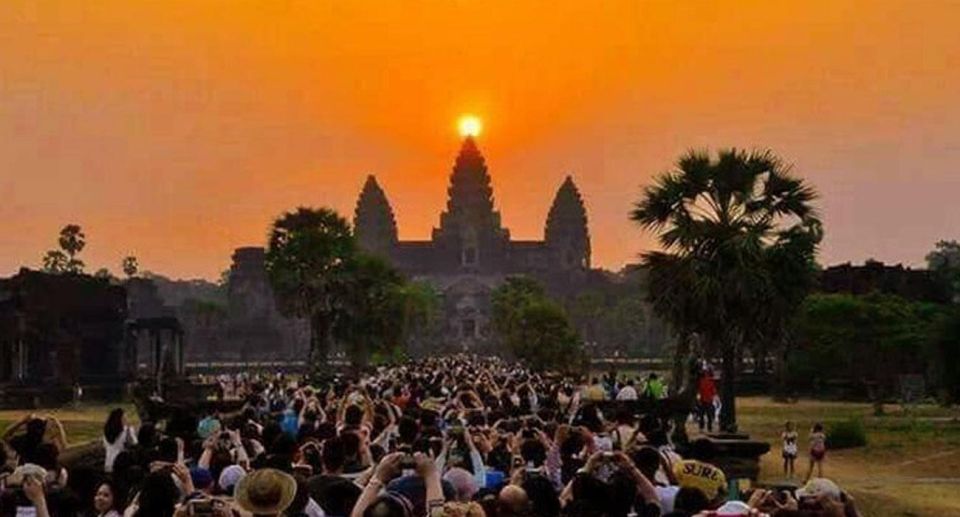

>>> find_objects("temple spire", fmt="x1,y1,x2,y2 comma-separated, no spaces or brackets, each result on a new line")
546,175,591,269
353,175,398,255
435,137,505,239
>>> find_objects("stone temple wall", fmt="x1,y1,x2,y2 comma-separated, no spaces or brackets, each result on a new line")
171,247,309,364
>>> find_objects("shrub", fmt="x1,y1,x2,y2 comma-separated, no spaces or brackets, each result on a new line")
827,418,868,449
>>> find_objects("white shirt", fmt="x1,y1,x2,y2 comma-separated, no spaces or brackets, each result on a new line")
103,426,137,473
656,485,680,514
616,386,638,400
304,497,326,517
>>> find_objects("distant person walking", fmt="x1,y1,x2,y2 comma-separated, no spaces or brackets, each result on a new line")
805,422,827,482
697,368,717,433
72,382,83,409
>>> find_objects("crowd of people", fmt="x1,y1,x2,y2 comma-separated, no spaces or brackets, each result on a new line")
1,356,858,517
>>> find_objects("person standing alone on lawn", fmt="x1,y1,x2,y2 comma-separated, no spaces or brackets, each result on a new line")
805,422,827,481
781,421,798,478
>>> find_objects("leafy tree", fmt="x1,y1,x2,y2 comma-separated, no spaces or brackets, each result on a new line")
492,276,546,343
795,293,941,412
631,149,821,431
926,240,960,303
41,250,68,274
395,280,442,355
599,295,648,356
265,207,356,368
567,290,606,348
492,276,585,372
336,253,407,367
122,256,139,278
515,300,586,372
928,306,960,403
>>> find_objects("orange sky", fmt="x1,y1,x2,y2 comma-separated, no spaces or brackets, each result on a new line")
2,1,959,280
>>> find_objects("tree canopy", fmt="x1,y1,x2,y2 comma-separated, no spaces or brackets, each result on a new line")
266,206,439,370
631,149,821,430
926,240,960,303
492,276,586,372
265,207,357,367
793,293,949,405
41,224,87,274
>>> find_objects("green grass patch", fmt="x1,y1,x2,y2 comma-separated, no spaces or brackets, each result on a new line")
827,418,867,449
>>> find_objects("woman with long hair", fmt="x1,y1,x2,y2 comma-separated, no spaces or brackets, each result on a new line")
2,414,67,465
93,480,125,517
102,408,137,473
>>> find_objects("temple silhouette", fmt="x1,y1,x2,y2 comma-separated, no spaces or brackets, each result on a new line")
352,136,595,350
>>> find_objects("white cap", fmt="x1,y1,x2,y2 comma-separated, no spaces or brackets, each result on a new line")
716,500,752,516
796,477,842,501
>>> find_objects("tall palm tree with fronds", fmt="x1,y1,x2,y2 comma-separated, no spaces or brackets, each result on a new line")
632,149,821,431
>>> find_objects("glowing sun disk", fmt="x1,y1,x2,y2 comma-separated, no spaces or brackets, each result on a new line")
458,115,483,138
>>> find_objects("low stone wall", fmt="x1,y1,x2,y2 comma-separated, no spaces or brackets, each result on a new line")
59,441,106,473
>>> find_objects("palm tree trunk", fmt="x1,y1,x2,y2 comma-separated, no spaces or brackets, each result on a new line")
719,340,738,432
669,332,690,397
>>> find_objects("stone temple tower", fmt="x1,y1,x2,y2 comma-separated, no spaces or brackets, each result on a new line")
545,176,591,269
432,136,510,273
353,175,398,257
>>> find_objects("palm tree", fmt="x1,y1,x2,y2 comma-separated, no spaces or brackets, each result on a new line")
122,256,139,278
631,149,820,431
58,224,86,273
265,207,356,370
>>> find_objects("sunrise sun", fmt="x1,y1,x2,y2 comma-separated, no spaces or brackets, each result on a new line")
458,115,483,138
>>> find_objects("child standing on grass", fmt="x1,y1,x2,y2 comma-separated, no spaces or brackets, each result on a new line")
781,421,798,478
805,422,827,481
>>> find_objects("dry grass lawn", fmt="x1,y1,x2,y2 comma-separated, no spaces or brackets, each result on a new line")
1,404,136,446
732,397,960,517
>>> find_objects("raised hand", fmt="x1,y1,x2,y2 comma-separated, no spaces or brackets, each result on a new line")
374,452,405,483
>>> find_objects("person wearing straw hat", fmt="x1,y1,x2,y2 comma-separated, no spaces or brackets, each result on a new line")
235,468,298,517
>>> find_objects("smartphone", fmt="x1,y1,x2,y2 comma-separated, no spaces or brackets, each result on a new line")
400,454,417,478
293,464,314,477
187,499,214,516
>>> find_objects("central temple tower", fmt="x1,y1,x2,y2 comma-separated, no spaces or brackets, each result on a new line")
352,136,592,351
431,137,511,273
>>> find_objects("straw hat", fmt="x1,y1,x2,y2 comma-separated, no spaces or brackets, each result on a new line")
234,468,297,515
6,464,48,486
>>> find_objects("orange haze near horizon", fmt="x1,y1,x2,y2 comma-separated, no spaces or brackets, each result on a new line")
2,1,959,280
